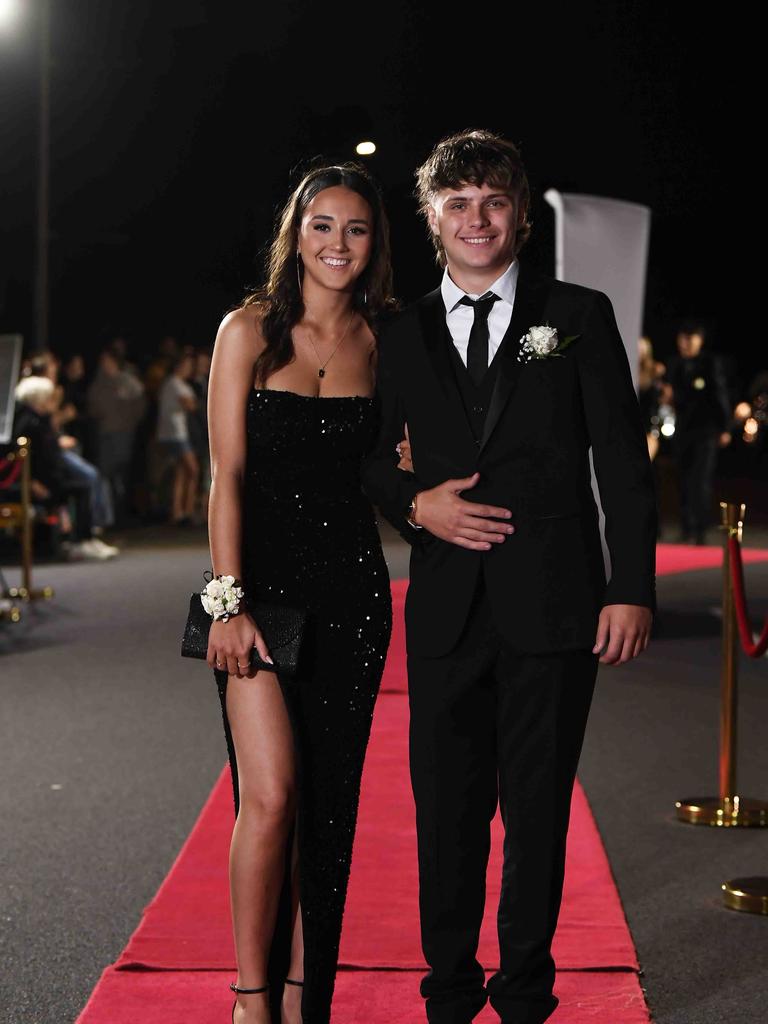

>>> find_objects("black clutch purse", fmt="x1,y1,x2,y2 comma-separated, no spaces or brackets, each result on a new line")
181,592,306,676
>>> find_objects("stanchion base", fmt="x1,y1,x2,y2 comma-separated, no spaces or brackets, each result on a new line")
676,796,768,827
0,603,22,623
722,877,768,914
5,585,55,601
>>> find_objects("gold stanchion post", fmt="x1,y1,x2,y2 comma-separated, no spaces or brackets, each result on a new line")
675,501,767,827
3,437,54,604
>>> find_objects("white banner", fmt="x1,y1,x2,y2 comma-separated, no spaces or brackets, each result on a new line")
543,190,650,389
543,190,652,583
0,335,23,445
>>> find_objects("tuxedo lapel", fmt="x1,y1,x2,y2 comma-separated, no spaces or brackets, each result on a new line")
416,288,477,453
418,288,459,403
478,262,551,455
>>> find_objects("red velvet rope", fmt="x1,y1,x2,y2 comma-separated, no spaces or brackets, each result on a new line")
729,534,768,658
0,457,22,489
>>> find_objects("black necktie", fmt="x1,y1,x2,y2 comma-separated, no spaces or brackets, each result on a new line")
459,292,499,386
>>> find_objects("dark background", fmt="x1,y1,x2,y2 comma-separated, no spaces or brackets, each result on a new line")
0,2,743,381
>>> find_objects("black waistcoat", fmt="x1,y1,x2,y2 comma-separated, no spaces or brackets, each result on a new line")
445,325,504,443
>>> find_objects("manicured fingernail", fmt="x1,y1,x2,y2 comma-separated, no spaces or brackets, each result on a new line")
266,655,274,664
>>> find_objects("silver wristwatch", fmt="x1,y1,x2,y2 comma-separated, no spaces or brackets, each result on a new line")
407,495,423,529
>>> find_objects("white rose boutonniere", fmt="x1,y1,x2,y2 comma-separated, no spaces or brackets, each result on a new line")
518,324,581,363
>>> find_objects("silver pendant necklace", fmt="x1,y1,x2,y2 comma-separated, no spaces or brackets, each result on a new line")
303,309,356,378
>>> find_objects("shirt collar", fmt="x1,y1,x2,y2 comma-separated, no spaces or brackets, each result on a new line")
441,259,519,312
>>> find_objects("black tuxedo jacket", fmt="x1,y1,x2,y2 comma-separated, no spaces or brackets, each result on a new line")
362,261,658,658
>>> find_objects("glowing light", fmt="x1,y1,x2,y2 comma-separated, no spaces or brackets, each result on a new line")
744,417,759,437
355,141,376,156
0,0,20,29
660,422,675,437
734,401,751,421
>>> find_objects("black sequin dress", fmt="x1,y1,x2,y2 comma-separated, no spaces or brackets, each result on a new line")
213,388,392,1023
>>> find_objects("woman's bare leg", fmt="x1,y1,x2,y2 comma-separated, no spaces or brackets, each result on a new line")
227,669,297,1024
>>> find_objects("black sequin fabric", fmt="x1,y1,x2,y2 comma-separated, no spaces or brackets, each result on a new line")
213,388,392,1023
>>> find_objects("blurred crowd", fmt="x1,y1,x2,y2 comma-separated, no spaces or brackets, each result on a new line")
639,321,767,544
1,322,767,565
0,335,212,561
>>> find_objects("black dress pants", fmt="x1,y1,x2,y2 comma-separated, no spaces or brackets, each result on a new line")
407,578,598,1024
675,427,719,539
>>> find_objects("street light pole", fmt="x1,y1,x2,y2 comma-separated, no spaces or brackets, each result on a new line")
34,0,50,352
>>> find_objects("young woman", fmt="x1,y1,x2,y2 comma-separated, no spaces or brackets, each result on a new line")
205,164,397,1024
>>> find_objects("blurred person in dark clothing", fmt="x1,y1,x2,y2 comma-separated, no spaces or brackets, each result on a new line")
11,376,118,560
59,354,90,450
87,348,146,527
666,322,732,544
143,334,181,406
105,334,141,378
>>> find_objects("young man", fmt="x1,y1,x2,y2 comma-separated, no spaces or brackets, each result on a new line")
666,322,732,544
363,130,657,1024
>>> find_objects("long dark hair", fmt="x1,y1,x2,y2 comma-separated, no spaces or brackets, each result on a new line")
242,163,396,387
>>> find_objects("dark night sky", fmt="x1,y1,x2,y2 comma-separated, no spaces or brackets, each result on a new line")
0,2,745,382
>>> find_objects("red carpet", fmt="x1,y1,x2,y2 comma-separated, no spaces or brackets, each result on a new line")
112,697,636,972
78,539,760,1022
77,968,649,1023
654,540,768,576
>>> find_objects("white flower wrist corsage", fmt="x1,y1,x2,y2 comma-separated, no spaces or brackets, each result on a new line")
200,572,245,622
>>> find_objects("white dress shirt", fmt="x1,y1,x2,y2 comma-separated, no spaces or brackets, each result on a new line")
441,260,519,368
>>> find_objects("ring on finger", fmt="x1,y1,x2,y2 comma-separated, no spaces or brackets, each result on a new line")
395,443,402,456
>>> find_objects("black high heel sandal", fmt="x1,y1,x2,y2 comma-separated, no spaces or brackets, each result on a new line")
229,981,269,1023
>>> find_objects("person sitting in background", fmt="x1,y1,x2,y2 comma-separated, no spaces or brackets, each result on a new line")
12,376,119,561
87,347,146,528
27,349,59,381
22,356,117,552
156,351,199,526
25,349,86,442
665,321,732,544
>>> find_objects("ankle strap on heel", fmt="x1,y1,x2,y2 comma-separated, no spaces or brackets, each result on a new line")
285,978,304,986
229,982,270,994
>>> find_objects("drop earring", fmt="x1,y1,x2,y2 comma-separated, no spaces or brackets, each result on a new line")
296,251,303,295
